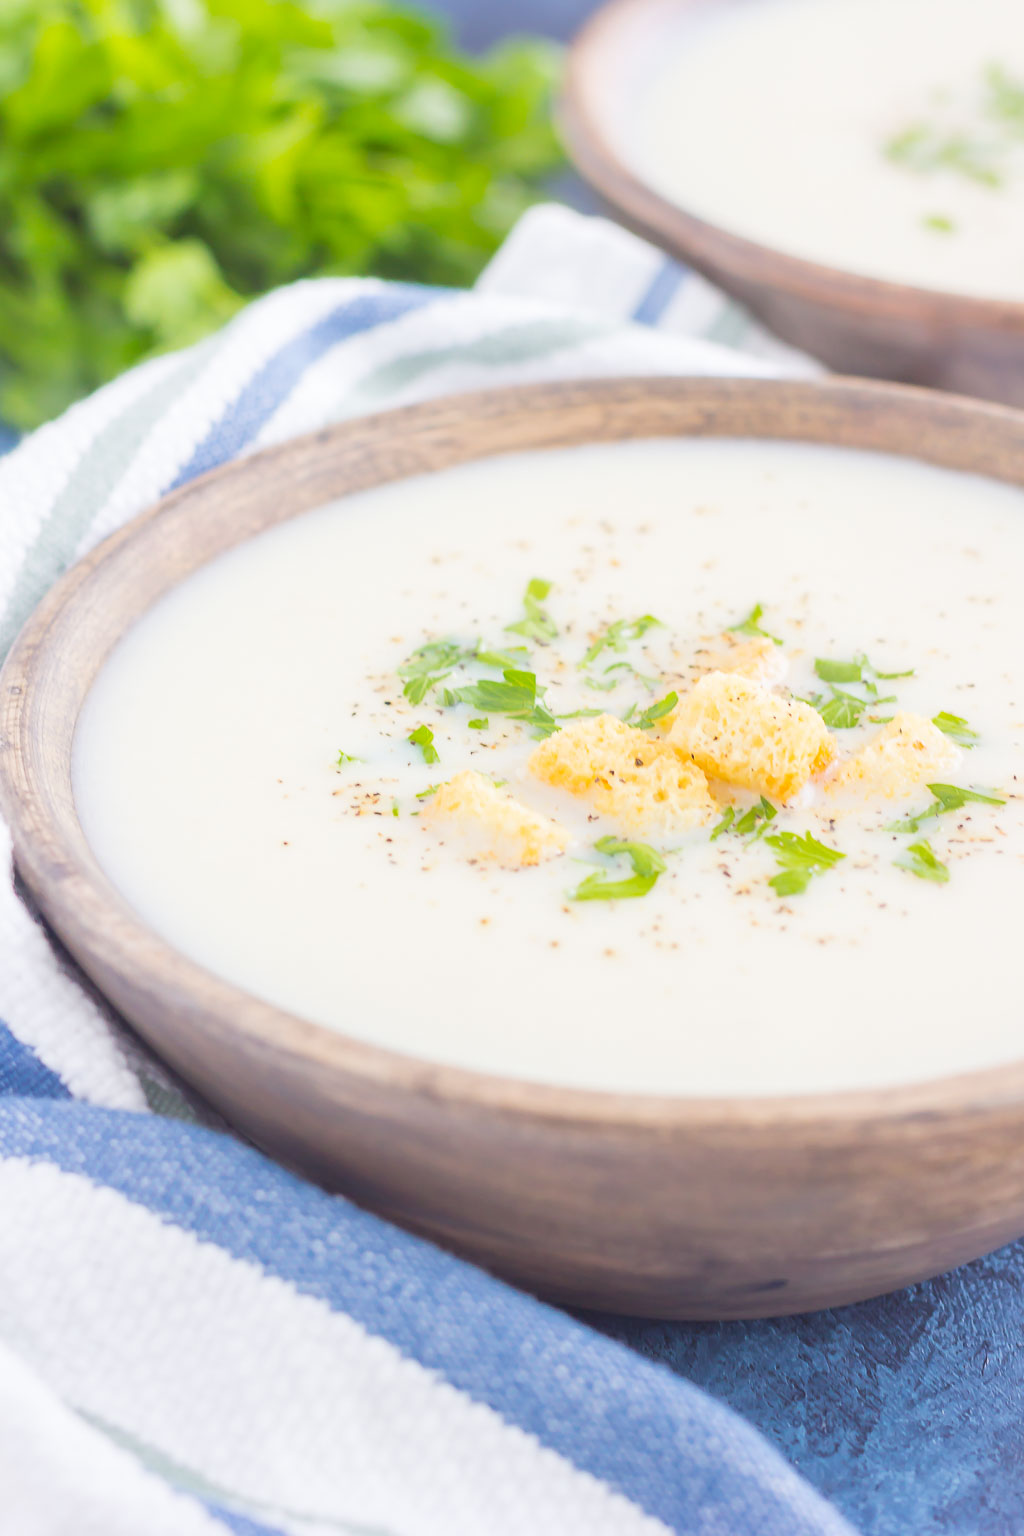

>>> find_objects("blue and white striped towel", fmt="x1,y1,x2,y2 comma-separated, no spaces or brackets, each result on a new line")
1,205,1018,1536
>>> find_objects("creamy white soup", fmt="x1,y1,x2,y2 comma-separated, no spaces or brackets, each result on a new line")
73,439,1024,1096
633,0,1024,300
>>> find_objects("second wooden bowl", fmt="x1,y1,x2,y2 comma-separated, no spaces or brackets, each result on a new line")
3,376,1024,1318
562,0,1024,406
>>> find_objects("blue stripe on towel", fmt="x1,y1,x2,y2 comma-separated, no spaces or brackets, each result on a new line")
632,258,687,326
0,1022,71,1099
0,1100,851,1536
167,285,439,492
203,1501,286,1536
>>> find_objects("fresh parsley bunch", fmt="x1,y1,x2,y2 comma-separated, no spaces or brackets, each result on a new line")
0,0,563,427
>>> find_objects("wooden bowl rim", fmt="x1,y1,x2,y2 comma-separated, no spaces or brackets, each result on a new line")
562,0,1024,330
4,373,1024,1135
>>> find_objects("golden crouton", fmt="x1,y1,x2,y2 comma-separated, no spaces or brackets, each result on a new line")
693,633,788,687
422,770,568,868
668,671,835,802
827,713,959,799
528,714,715,832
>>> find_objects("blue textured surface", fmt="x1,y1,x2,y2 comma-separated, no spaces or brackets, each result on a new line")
597,1251,1024,1536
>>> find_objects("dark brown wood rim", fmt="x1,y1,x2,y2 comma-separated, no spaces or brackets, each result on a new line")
3,374,1024,1136
561,0,1024,333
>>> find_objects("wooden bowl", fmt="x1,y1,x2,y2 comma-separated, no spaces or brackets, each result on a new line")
562,0,1024,406
5,376,1024,1320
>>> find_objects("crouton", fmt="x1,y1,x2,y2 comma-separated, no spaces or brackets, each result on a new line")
693,633,788,687
668,671,835,802
527,713,715,832
827,712,959,799
422,770,568,868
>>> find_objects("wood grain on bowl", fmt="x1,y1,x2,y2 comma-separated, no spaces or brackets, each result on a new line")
3,376,1024,1319
562,0,1024,406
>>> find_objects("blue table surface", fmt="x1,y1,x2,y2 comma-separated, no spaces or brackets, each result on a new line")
430,0,600,49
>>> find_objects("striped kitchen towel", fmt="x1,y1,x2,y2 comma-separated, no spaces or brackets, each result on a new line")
0,204,1005,1536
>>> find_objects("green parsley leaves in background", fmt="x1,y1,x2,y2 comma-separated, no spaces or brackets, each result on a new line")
0,0,563,428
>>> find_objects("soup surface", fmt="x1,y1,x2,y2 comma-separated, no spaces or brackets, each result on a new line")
633,0,1024,300
74,438,1023,1095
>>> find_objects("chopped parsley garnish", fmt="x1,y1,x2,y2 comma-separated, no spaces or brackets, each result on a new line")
932,711,979,747
894,839,949,884
391,800,400,817
884,122,1003,187
709,807,735,841
734,796,778,838
711,796,778,843
816,691,875,729
556,708,604,720
570,836,667,902
474,641,530,670
452,667,559,738
584,674,620,693
728,603,783,646
814,657,864,684
454,669,538,713
468,717,488,730
633,691,678,731
813,653,913,685
407,724,440,765
802,687,893,729
987,63,1024,126
607,661,661,690
334,750,362,766
886,781,1005,833
506,577,557,644
923,212,957,234
804,653,906,728
765,831,845,898
580,614,662,669
398,638,463,705
415,783,440,800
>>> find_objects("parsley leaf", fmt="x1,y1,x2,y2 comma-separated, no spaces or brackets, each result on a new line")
408,724,440,765
709,807,735,841
886,782,1005,833
453,668,558,738
570,836,667,902
468,717,488,730
765,831,844,897
580,615,662,668
0,4,564,431
633,691,678,731
809,654,913,723
474,642,530,671
584,674,620,692
506,578,557,644
932,711,979,747
728,603,783,646
734,796,778,838
818,691,871,729
399,639,464,705
334,750,362,767
814,658,864,683
803,666,898,728
712,797,777,843
884,122,1004,187
894,840,950,883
